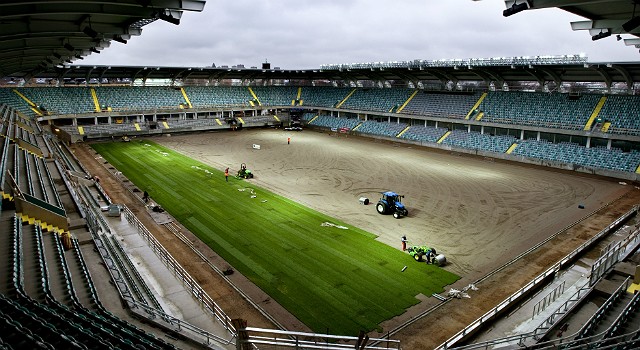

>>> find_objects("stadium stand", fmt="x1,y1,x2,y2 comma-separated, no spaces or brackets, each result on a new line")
340,88,415,112
308,115,361,130
511,140,640,172
1,81,640,349
0,88,31,116
299,87,352,108
253,86,299,106
478,92,602,130
17,87,93,115
95,86,185,112
399,125,449,143
1,85,640,175
597,94,640,136
402,91,480,118
442,130,516,154
355,120,408,138
183,86,252,108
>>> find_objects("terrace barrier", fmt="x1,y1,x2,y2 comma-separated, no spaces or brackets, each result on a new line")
434,204,639,349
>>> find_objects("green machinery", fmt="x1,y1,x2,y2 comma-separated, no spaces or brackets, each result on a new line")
237,163,253,179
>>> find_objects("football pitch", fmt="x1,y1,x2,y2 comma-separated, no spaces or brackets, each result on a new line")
92,140,459,335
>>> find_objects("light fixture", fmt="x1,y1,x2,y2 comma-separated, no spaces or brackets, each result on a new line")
592,30,611,41
159,12,180,25
75,54,84,60
64,43,75,51
53,52,62,59
90,47,100,53
112,35,127,44
503,1,529,17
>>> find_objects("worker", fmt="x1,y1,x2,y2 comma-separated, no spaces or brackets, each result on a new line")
143,190,149,203
401,235,408,251
224,167,229,182
287,137,291,145
425,247,437,264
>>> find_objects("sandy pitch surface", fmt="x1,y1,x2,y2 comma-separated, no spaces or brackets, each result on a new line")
155,129,627,277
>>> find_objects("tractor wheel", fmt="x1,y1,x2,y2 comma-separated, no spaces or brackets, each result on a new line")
376,202,387,214
414,254,422,262
393,212,400,219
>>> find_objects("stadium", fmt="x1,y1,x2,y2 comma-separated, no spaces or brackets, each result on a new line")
1,1,640,349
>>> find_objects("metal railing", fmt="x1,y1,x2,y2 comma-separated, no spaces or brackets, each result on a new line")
127,299,235,347
122,206,237,335
239,327,401,350
590,225,640,286
533,281,566,317
435,205,639,350
576,277,632,340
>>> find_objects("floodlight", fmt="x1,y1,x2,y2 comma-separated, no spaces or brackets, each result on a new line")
113,35,127,44
592,30,611,41
623,16,640,32
159,12,180,25
64,43,75,52
90,47,100,53
503,1,529,17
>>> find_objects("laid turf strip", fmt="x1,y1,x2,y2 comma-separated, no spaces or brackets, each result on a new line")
92,140,459,335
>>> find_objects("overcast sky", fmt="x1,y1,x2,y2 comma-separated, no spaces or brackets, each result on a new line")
81,0,639,69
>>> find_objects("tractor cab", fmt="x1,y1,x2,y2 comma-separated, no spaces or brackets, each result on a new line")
377,191,408,218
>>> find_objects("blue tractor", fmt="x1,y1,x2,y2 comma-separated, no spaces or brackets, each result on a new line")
376,191,408,219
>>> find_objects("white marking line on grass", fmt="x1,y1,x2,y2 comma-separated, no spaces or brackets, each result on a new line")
321,222,348,230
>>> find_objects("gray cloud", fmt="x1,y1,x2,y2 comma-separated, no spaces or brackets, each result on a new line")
81,0,639,69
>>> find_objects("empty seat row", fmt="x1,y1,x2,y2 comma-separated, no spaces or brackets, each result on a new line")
356,120,407,138
309,115,361,129
403,92,479,118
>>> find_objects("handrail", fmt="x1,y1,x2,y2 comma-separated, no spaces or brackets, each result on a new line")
122,206,237,335
109,234,166,314
163,220,289,332
541,279,628,346
602,290,640,340
240,327,401,350
127,299,235,347
435,204,639,350
590,225,640,285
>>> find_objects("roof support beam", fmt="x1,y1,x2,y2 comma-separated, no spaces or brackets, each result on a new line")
609,64,633,89
536,67,563,87
588,65,613,90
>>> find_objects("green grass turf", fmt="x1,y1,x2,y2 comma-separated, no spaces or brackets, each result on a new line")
92,140,459,335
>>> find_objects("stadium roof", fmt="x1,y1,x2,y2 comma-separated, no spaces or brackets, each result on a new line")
0,0,206,78
20,60,640,89
505,0,640,45
1,1,639,85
